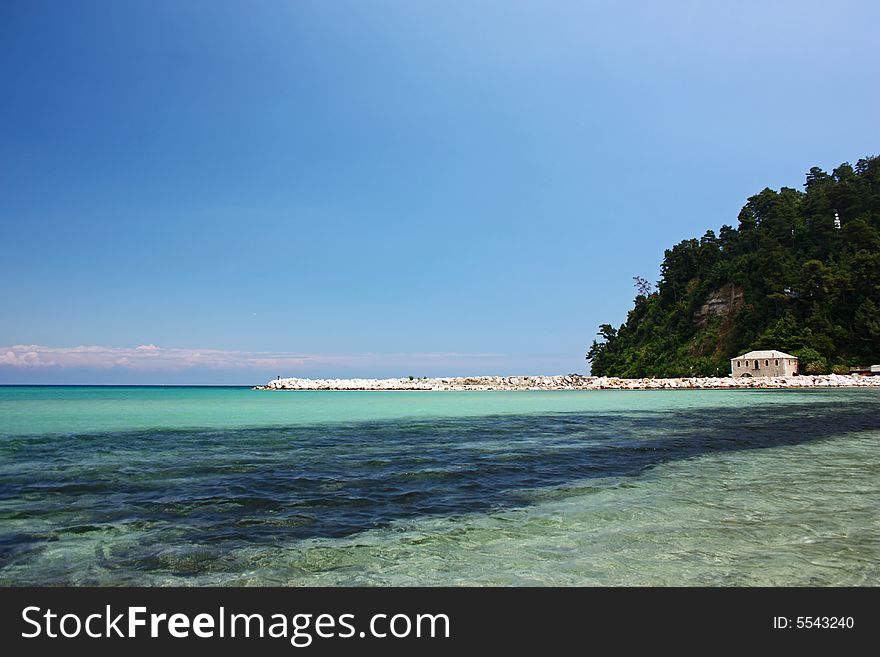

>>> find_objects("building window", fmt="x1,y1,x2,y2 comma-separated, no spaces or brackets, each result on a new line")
775,360,779,366
765,360,769,366
745,361,749,367
737,361,741,367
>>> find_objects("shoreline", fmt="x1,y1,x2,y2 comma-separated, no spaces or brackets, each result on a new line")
255,373,880,391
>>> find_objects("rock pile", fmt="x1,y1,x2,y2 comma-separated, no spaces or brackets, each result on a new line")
255,373,880,391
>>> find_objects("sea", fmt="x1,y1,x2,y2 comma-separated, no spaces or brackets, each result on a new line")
1,385,878,586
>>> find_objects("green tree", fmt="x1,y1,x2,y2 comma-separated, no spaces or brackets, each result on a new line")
587,156,880,376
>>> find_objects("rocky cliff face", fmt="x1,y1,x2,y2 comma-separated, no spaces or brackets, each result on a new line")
694,284,744,326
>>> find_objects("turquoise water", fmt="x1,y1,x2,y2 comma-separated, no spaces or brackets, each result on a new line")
1,385,879,585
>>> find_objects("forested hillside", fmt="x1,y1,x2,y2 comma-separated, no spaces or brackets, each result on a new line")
587,156,880,377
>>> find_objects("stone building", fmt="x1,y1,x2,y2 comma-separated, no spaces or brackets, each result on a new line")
731,350,798,377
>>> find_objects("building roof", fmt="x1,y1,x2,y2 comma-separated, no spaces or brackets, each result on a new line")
731,350,797,360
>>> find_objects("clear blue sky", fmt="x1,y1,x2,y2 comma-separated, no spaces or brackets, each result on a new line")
1,1,878,384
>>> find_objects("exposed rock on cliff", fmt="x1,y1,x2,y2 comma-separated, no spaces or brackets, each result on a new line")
694,284,744,327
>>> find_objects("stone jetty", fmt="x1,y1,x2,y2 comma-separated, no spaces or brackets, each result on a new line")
256,373,880,391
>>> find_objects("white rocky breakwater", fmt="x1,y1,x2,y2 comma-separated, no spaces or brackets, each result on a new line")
256,373,880,391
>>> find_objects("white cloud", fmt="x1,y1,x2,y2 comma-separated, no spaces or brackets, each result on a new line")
0,344,505,372
0,349,55,367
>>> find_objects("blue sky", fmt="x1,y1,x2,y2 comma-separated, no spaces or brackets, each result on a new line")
1,0,878,384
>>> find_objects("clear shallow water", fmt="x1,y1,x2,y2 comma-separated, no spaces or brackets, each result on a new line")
0,386,878,585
